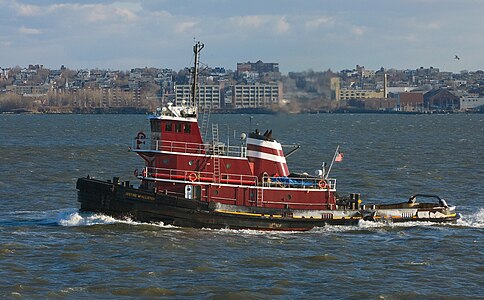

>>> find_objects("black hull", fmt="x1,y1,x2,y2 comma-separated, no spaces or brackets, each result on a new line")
77,177,458,231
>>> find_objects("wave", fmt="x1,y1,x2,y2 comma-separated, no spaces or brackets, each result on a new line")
57,211,118,226
56,210,178,229
56,207,484,232
205,227,303,236
453,208,484,228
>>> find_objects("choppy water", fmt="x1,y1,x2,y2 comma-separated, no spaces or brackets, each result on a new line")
0,113,483,299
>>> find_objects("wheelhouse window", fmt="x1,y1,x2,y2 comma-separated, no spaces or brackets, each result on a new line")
151,120,161,132
184,124,191,133
165,122,172,131
175,123,182,133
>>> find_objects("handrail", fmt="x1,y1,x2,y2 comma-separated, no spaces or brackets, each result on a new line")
408,194,448,207
139,166,258,186
133,138,247,158
261,175,336,190
137,166,337,191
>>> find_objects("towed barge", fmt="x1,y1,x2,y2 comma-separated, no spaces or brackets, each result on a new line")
76,42,458,230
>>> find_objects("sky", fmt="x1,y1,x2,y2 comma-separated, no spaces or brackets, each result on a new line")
1,0,483,73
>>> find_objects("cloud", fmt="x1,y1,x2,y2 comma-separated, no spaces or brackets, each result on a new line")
2,0,483,73
229,15,291,34
1,40,13,47
69,3,140,23
11,1,139,23
305,16,334,30
149,10,172,19
417,21,442,30
175,21,198,33
275,16,290,33
350,26,366,36
230,15,264,28
114,7,137,22
12,3,42,16
18,26,41,35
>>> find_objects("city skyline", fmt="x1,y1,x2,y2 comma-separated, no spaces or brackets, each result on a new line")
1,0,483,73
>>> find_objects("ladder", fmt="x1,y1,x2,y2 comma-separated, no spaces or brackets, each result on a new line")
199,108,210,141
211,123,221,183
256,188,263,207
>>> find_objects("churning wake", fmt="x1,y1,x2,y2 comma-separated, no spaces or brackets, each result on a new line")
454,208,484,228
56,208,484,232
57,210,177,228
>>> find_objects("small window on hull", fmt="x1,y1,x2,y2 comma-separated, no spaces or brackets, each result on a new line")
165,122,172,131
175,123,182,132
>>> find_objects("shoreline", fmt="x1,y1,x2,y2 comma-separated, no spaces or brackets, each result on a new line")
2,108,482,115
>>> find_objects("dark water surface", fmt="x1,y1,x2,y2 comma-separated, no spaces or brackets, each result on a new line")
1,113,483,299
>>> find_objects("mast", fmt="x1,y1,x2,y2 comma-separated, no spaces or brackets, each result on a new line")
191,41,204,108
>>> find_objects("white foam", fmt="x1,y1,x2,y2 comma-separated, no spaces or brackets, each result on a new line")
209,227,302,236
57,208,484,230
57,210,179,229
357,219,438,228
57,211,117,226
309,225,358,234
453,208,484,228
200,219,445,235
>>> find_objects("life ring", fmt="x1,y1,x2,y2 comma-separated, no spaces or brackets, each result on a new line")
318,180,328,189
142,169,147,177
188,172,198,182
133,168,139,176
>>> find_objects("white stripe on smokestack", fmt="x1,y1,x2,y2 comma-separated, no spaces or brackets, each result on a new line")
246,137,282,150
246,150,287,163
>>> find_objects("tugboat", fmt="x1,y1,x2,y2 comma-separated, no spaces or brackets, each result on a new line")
76,42,459,230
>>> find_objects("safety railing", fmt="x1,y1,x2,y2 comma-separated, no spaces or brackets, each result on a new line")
262,175,336,190
133,138,247,158
137,167,258,186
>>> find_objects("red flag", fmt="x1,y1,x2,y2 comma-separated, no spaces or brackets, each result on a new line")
335,151,344,162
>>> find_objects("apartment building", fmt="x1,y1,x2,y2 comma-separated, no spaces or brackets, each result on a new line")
232,83,282,108
237,60,279,74
338,89,384,100
175,84,221,109
175,82,282,109
7,84,50,96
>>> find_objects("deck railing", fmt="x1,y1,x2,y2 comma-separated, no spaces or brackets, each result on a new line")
137,166,335,190
262,175,337,190
139,166,258,186
133,138,247,158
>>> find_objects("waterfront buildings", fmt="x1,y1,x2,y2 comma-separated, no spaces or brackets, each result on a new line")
174,82,282,109
1,62,483,113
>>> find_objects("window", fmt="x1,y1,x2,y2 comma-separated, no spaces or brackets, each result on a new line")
151,120,161,132
165,122,172,131
175,123,182,132
184,124,191,133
